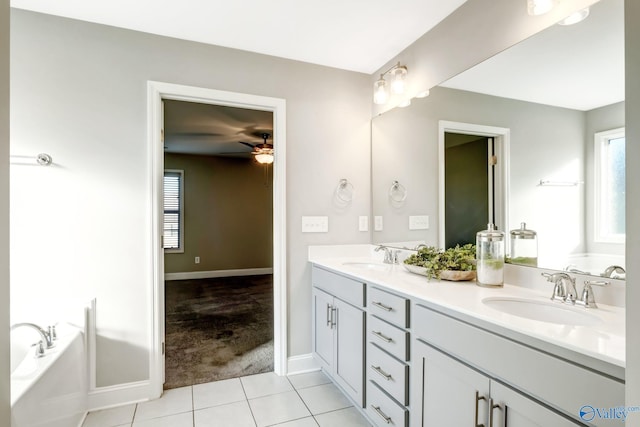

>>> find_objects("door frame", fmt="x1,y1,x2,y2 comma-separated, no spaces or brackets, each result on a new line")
147,81,287,396
438,120,510,247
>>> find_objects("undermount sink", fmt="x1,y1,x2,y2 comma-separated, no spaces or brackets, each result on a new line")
482,297,602,327
342,261,390,271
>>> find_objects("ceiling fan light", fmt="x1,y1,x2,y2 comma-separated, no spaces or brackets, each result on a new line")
373,77,389,105
391,66,408,94
527,0,556,16
255,153,274,164
557,8,590,25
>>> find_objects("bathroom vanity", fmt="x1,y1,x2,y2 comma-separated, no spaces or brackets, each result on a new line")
309,246,625,427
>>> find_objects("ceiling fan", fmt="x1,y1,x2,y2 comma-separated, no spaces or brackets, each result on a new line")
238,133,274,164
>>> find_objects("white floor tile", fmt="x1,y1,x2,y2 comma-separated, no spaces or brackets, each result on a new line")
134,386,193,421
82,404,136,427
241,372,294,399
194,400,256,427
315,407,372,427
271,417,318,427
287,371,331,390
132,411,193,427
248,390,311,427
296,383,352,415
193,377,246,410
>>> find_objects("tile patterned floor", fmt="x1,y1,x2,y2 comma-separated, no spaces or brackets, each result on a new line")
82,371,373,427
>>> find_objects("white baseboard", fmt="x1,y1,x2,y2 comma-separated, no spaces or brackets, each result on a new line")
287,353,320,375
165,268,274,281
88,380,157,411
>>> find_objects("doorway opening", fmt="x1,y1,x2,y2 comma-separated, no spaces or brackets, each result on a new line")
162,100,274,389
148,82,287,397
438,121,510,249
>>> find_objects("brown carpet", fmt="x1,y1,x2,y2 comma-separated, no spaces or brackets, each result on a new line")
164,274,274,390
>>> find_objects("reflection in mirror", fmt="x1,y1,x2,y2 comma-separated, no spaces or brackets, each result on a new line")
371,0,624,279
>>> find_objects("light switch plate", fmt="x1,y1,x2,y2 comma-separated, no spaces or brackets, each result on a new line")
374,216,383,231
409,215,429,230
302,216,329,233
358,216,369,232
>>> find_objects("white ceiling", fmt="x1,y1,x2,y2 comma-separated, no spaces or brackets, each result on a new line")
10,0,468,74
441,0,624,111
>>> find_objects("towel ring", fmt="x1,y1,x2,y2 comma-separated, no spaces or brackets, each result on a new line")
335,179,354,203
389,180,407,203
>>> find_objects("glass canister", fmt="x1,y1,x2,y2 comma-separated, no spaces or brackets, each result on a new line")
509,222,538,267
476,223,505,287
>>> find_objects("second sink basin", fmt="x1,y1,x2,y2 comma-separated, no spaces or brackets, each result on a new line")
482,297,602,327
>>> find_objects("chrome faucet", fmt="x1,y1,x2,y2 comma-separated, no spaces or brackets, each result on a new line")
542,272,577,304
11,322,55,349
375,245,399,264
576,280,610,308
602,265,625,279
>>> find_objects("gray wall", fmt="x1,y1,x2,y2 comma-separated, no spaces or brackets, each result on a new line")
10,9,371,387
1,0,9,423
164,153,273,274
625,0,640,409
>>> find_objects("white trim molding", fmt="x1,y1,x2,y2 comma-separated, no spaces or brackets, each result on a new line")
88,380,156,412
438,121,511,246
165,268,274,281
287,354,320,376
148,81,287,399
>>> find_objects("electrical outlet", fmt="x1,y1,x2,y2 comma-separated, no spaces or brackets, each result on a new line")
195,256,200,264
358,216,369,232
409,215,429,230
301,216,329,233
374,216,383,231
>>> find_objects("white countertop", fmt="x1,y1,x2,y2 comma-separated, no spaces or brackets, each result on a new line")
309,246,625,380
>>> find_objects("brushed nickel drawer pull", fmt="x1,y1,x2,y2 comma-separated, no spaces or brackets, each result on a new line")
372,301,393,312
372,330,393,343
371,405,392,424
370,365,393,381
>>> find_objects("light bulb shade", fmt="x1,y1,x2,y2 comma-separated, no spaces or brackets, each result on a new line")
527,0,556,16
373,78,389,105
557,8,590,25
390,66,408,94
255,153,274,164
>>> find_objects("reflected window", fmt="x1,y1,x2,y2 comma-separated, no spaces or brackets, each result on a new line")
594,128,625,243
164,170,184,252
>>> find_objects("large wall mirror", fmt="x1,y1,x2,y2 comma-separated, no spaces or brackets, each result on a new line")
371,0,625,279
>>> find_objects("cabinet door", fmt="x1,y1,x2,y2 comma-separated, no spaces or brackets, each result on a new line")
415,340,490,427
490,381,583,427
312,287,334,371
334,297,365,407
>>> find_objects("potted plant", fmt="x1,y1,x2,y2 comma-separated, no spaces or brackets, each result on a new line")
404,244,476,281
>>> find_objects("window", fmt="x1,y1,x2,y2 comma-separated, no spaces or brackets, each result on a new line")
594,128,625,243
164,170,184,252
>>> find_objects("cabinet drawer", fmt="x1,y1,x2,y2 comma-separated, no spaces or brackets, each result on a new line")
368,343,409,405
368,287,409,328
368,316,409,361
367,381,408,427
312,266,365,308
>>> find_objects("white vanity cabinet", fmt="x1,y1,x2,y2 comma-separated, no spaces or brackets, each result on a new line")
411,303,625,427
366,286,411,427
414,340,581,426
311,266,366,407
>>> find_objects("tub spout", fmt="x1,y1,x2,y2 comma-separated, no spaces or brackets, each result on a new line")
11,323,55,349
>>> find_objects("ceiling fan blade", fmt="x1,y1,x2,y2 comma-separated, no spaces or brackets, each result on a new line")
237,141,256,148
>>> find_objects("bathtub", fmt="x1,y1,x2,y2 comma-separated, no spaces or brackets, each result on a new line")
11,323,88,427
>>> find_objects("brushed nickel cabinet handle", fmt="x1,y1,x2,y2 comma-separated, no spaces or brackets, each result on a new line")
372,301,393,312
489,398,502,427
370,365,393,381
326,303,331,327
475,391,486,427
371,405,392,424
331,307,337,328
372,330,393,343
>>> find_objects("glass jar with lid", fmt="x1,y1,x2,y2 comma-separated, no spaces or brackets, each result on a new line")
476,223,505,287
509,222,538,267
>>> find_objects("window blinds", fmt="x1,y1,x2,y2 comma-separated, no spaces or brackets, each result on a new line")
163,171,182,250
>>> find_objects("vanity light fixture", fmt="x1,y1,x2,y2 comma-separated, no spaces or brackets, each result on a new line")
557,7,590,25
373,62,408,105
526,0,557,16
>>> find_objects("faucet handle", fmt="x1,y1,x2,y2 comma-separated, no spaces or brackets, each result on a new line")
48,325,57,341
32,340,45,358
577,280,610,308
542,272,567,302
